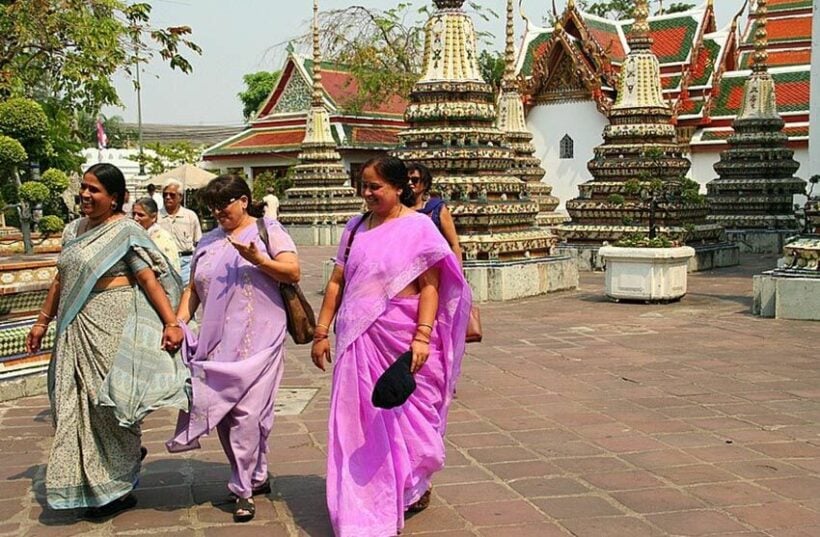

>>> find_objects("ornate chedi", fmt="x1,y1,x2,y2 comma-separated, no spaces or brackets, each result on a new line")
277,0,361,241
495,0,561,227
558,0,722,245
392,0,558,264
707,0,805,236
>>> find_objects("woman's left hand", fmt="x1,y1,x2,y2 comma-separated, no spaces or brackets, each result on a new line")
162,326,184,353
227,236,266,266
410,339,429,374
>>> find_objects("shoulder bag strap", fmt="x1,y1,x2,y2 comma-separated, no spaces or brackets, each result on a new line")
256,217,272,258
343,212,370,264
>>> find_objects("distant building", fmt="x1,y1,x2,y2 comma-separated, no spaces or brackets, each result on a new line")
202,51,408,192
517,0,812,210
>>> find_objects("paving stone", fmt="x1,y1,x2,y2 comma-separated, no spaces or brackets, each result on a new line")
454,500,545,526
559,515,664,537
729,502,820,529
436,482,518,505
532,495,624,518
613,488,706,513
761,476,820,500
646,510,750,535
686,482,781,506
580,470,665,491
508,477,589,498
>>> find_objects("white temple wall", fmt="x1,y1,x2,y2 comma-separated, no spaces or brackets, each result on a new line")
527,100,607,212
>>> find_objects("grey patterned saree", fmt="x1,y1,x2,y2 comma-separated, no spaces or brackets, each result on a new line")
46,218,189,509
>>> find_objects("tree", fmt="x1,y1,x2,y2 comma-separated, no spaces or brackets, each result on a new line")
580,1,694,18
127,141,202,175
284,3,498,112
0,1,201,113
478,50,505,96
239,71,280,121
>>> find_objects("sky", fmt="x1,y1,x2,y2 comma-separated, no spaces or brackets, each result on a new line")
104,0,747,127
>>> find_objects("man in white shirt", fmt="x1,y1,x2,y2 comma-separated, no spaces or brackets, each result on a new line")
147,183,163,208
263,187,279,220
159,178,202,283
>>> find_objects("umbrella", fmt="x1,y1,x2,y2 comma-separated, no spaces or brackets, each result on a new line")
143,164,217,190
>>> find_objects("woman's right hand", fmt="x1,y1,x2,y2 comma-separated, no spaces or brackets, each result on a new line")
311,338,332,371
25,325,47,354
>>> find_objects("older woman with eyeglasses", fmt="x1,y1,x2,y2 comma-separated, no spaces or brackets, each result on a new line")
132,197,181,273
166,174,301,523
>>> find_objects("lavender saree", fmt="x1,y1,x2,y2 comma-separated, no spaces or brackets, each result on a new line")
328,212,471,537
166,217,295,499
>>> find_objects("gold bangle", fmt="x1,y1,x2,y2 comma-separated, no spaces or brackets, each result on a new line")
317,322,330,330
413,337,430,344
32,323,48,329
164,322,180,328
40,310,54,320
417,323,433,330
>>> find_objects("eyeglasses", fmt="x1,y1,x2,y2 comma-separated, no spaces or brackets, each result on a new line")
162,192,181,198
208,198,239,212
409,176,422,185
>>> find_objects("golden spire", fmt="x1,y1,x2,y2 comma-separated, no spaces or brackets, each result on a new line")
628,0,653,51
311,0,324,107
753,0,769,73
503,0,516,83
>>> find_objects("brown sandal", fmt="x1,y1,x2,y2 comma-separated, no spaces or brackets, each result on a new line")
407,488,431,513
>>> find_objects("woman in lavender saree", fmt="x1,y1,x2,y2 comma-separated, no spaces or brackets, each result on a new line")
26,163,187,517
166,175,300,523
312,157,471,537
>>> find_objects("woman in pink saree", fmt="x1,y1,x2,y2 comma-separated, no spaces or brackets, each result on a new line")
166,175,300,523
312,156,471,536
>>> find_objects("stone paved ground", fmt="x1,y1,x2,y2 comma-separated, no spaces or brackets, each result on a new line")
1,248,819,537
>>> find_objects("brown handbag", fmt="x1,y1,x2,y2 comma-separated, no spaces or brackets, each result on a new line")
466,305,482,343
257,218,316,345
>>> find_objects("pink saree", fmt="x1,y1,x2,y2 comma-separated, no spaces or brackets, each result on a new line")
328,212,471,537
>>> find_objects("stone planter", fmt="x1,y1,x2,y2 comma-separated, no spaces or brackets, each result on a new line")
599,245,695,302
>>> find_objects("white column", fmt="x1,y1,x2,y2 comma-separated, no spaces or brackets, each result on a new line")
811,0,820,177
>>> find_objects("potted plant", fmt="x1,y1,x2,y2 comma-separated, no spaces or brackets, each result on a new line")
599,150,702,302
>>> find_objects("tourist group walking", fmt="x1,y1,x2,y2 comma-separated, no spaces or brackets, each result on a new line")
26,156,471,536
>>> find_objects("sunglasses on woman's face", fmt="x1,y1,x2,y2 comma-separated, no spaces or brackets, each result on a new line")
409,176,422,185
208,198,239,212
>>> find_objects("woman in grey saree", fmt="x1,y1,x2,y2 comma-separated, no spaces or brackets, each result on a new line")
26,163,189,516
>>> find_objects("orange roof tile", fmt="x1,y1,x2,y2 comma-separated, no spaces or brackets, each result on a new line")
231,130,305,149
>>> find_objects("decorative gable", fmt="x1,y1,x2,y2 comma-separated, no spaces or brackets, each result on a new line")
270,70,312,115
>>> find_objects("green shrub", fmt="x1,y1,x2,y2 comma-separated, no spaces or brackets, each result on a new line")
0,135,27,170
37,214,65,234
0,98,49,154
607,193,625,206
614,233,675,248
18,181,50,204
39,168,70,195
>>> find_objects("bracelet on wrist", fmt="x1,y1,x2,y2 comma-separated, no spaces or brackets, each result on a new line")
164,321,180,328
40,310,55,320
32,323,48,329
417,323,433,331
413,337,430,345
313,334,328,342
317,322,330,330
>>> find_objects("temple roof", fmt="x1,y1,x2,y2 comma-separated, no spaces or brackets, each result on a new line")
518,2,711,75
203,52,407,161
517,0,812,146
707,65,811,118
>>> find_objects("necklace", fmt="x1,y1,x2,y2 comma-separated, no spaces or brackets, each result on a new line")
368,205,404,230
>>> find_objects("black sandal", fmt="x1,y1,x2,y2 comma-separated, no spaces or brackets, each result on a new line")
407,488,431,513
140,447,148,461
82,493,138,521
233,497,255,523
